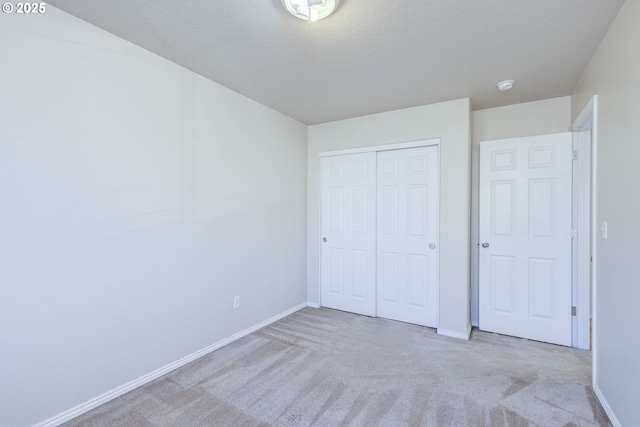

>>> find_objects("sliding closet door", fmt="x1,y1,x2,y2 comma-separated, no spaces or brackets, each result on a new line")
320,153,376,316
377,146,439,327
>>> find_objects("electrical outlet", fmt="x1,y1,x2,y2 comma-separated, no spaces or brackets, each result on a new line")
233,296,240,309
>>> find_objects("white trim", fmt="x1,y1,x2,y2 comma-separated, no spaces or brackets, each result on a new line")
571,131,578,345
306,301,320,308
435,144,441,329
34,303,308,427
319,138,440,157
591,97,598,384
577,130,592,350
316,155,323,306
570,127,592,350
571,96,598,383
437,325,471,340
593,384,622,427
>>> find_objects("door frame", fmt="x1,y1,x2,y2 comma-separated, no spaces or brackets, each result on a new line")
317,138,441,318
571,96,598,354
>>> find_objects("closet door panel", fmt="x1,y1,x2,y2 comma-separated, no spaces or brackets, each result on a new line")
377,146,439,327
320,153,376,316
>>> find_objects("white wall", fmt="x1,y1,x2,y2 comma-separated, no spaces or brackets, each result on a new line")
572,0,640,425
0,7,307,426
470,97,572,325
307,99,472,336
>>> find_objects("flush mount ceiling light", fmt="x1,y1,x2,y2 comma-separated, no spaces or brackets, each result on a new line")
497,80,515,91
282,0,340,23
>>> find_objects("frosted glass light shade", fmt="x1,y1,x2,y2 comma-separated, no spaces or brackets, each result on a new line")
281,0,340,22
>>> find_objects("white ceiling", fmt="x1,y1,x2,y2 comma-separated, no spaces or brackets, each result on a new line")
47,0,624,125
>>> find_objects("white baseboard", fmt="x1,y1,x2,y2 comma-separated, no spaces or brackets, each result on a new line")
593,383,621,427
306,301,320,308
35,302,308,427
437,324,472,340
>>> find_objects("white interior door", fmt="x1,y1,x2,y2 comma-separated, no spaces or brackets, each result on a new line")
479,133,572,346
377,146,439,327
320,153,376,316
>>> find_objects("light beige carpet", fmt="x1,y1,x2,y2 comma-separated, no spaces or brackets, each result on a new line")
64,307,610,426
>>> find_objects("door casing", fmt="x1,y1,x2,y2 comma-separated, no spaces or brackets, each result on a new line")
571,96,598,356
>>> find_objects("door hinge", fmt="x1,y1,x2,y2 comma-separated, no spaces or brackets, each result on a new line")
571,229,577,239
572,306,577,316
572,151,577,161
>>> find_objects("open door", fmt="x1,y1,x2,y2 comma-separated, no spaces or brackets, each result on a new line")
479,133,572,346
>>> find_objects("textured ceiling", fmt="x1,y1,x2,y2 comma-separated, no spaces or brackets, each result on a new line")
47,0,624,125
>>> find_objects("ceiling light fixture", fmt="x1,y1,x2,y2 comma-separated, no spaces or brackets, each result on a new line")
282,0,340,23
497,80,515,91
